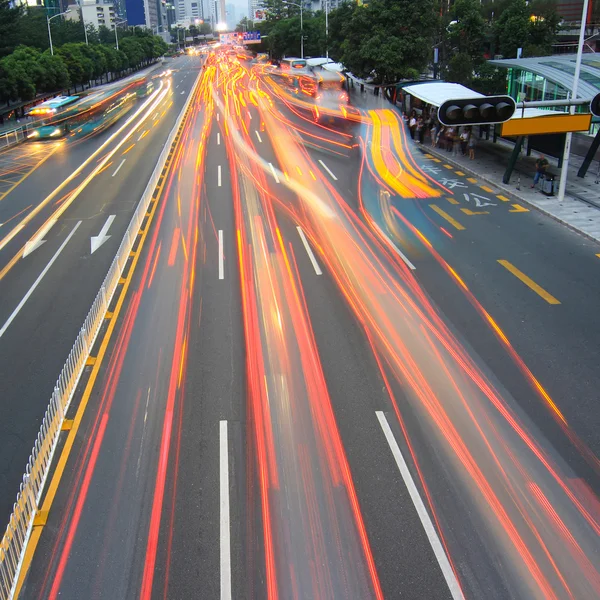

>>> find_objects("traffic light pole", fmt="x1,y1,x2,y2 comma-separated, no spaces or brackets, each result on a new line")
557,0,589,202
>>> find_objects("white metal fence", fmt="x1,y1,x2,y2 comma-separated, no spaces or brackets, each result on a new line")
0,72,198,600
0,126,30,151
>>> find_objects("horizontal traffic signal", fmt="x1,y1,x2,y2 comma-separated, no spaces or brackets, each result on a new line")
591,93,600,117
438,95,516,126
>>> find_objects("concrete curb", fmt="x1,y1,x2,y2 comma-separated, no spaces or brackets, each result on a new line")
419,144,600,245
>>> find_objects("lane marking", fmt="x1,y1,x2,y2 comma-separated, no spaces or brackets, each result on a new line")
254,130,262,143
372,223,416,270
112,159,126,177
138,130,149,142
121,143,135,155
220,420,232,600
480,185,494,193
461,208,488,216
496,194,510,202
497,259,560,305
430,205,465,230
443,164,453,169
596,254,600,259
455,171,465,176
467,177,477,184
218,229,224,279
376,411,465,600
0,221,82,339
268,162,280,184
318,159,338,181
297,226,322,275
23,218,57,257
90,214,116,254
217,132,221,145
446,197,460,205
181,90,185,95
509,204,529,213
218,165,222,187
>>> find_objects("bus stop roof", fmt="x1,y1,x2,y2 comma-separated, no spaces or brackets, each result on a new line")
402,82,483,107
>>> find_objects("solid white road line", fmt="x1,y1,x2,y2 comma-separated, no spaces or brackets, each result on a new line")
296,227,322,275
268,162,280,184
218,229,224,279
220,420,232,600
372,223,416,270
318,159,338,181
375,411,465,600
112,159,126,177
218,165,222,187
254,130,262,143
0,221,82,339
247,111,252,120
217,132,221,145
217,113,220,122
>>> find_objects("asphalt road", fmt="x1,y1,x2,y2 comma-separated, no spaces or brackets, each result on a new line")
12,53,600,600
0,55,203,526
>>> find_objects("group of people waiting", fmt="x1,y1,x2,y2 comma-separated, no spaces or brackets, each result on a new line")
405,109,477,160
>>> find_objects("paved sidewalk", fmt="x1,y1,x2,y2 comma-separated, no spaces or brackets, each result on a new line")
418,135,600,243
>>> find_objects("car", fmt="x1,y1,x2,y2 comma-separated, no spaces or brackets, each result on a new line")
27,124,69,140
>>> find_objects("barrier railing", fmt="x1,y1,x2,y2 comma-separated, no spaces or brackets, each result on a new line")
0,71,199,600
0,126,29,151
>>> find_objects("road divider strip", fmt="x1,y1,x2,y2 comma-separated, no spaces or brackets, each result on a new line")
0,67,201,600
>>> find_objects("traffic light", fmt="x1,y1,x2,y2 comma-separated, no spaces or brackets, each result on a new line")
590,93,600,117
437,95,516,126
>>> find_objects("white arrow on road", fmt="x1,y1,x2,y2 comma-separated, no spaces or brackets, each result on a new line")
23,218,57,258
90,214,116,254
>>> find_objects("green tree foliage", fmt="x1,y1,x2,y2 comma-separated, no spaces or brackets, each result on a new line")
37,51,71,92
57,43,93,90
0,0,23,58
447,0,486,63
331,0,437,83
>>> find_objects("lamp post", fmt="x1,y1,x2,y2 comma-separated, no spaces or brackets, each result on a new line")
47,10,71,56
75,0,89,45
557,0,589,201
325,0,329,59
282,1,303,59
114,18,127,51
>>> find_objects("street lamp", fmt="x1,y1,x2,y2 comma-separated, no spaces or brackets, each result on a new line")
75,0,88,45
282,0,303,59
114,18,127,51
47,10,71,56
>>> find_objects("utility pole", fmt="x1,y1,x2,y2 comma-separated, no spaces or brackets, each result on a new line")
47,10,71,56
557,0,589,201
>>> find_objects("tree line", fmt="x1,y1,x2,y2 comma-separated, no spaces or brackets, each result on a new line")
0,0,168,105
240,0,562,92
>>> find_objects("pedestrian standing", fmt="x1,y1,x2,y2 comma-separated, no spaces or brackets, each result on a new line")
409,110,417,140
417,116,424,143
445,126,454,152
453,129,461,155
460,128,470,155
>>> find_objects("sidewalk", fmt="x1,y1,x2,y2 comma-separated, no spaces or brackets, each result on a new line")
420,134,600,243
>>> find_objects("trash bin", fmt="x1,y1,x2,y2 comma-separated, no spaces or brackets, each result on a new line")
541,173,555,196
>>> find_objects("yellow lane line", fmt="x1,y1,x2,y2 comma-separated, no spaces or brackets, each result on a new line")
455,171,465,176
497,259,561,304
480,185,494,193
13,85,194,599
443,164,453,169
432,158,441,163
446,197,460,205
509,204,529,213
467,177,477,184
596,254,600,259
497,194,510,202
430,204,465,230
461,208,489,215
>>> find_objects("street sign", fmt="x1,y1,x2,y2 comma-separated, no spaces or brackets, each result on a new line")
438,95,516,126
242,31,261,44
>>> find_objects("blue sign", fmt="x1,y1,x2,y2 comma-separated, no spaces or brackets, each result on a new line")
243,31,261,44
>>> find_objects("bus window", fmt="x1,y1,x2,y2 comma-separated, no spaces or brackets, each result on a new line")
281,58,307,70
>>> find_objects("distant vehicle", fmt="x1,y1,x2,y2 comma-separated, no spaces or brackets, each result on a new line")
27,124,69,140
26,95,79,117
136,80,155,98
280,57,307,70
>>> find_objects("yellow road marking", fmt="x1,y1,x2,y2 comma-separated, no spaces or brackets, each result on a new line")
121,143,135,155
509,204,529,213
596,254,600,258
424,153,434,159
467,177,477,184
497,194,510,202
430,204,465,230
446,197,460,205
497,260,560,304
432,158,441,163
13,84,194,599
455,171,465,176
443,164,453,169
461,208,489,215
480,185,494,193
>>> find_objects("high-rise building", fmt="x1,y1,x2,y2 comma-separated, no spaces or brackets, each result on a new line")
124,0,158,28
225,2,235,30
66,0,116,29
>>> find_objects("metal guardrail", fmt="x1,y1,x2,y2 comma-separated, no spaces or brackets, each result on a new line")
0,126,30,151
0,72,199,600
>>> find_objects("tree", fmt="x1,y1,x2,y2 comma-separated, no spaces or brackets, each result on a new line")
1,46,43,100
447,0,487,64
37,51,71,92
99,24,114,45
16,7,50,52
331,0,437,84
119,37,144,69
57,43,92,90
236,17,254,33
0,0,23,58
446,52,473,85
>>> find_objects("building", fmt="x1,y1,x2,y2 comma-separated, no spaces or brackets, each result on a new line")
66,0,116,29
124,0,158,28
225,2,235,30
176,0,204,22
